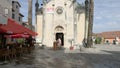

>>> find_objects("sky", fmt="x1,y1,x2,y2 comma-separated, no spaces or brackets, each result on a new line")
19,0,120,33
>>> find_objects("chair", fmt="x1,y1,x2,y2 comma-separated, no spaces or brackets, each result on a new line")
16,45,23,56
0,49,4,59
22,46,28,54
0,48,11,61
28,46,34,53
10,48,16,58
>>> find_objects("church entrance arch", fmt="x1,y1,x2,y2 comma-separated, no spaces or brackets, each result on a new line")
55,26,64,46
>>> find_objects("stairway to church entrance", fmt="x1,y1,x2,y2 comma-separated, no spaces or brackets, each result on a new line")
56,33,64,46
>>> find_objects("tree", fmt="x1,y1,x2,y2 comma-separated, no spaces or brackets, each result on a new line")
95,37,102,44
86,0,94,48
28,0,33,30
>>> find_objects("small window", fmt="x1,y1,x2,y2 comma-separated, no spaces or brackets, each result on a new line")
12,14,15,19
12,1,14,4
19,17,21,21
5,8,9,15
16,5,18,9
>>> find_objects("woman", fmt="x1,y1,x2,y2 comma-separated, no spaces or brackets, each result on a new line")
57,38,61,47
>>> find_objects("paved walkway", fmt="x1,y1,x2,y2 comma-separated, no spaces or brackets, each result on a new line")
0,44,120,68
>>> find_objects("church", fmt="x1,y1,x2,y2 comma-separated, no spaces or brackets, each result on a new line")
35,0,89,48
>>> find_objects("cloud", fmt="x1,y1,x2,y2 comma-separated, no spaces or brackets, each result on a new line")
77,0,84,3
93,0,120,32
95,16,102,20
18,0,120,32
93,22,120,33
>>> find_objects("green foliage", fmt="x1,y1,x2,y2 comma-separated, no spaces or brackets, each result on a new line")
95,37,102,44
17,38,24,44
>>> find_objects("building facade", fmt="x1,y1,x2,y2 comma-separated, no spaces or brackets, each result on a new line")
0,0,24,24
0,0,12,24
36,0,88,48
94,31,120,44
12,1,24,24
0,0,12,17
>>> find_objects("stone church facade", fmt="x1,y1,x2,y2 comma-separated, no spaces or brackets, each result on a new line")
35,0,88,48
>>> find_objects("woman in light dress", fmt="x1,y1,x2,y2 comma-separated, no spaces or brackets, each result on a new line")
57,38,61,47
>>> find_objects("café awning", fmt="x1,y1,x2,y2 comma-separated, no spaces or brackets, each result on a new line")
4,34,29,38
0,18,37,36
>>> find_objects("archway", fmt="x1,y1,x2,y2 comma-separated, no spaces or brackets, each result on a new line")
56,33,64,46
55,26,64,46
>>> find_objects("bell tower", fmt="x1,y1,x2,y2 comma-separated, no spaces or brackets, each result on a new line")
35,0,39,13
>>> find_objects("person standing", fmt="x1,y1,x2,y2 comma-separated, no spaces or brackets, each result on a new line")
57,38,61,47
26,35,33,46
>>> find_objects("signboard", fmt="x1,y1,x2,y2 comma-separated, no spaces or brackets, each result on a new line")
46,7,54,14
0,14,8,24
